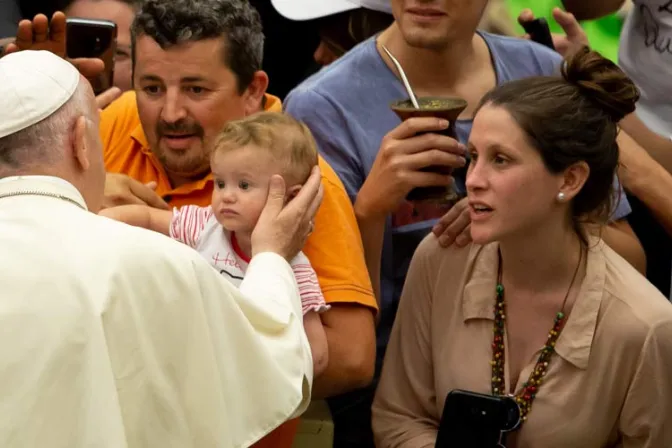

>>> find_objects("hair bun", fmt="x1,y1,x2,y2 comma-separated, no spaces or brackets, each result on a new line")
561,46,640,122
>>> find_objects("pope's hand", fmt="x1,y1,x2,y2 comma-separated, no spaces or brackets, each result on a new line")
103,173,170,210
252,166,324,261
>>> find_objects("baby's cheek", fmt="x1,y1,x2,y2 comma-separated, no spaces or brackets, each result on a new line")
247,193,268,221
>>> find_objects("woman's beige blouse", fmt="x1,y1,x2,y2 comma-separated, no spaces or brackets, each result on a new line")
372,236,672,448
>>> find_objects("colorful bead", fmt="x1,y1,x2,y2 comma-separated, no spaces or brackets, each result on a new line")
490,275,568,428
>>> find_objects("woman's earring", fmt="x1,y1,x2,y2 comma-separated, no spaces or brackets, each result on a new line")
557,192,566,202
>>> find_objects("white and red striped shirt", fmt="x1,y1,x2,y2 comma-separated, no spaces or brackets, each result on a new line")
169,205,329,315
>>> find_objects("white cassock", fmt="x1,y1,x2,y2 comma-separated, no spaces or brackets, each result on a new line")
0,176,313,448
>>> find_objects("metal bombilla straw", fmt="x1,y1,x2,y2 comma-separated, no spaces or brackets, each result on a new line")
381,44,420,109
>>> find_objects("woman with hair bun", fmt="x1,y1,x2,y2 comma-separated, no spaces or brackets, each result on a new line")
372,47,672,448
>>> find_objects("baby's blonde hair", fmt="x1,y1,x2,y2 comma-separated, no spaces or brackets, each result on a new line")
212,112,318,185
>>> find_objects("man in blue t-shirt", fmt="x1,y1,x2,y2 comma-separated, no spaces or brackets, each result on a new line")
283,0,639,446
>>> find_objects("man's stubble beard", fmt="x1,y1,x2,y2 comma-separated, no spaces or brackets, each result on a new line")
154,143,212,181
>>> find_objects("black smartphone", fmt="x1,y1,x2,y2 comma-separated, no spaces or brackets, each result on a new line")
66,18,117,95
521,17,555,51
435,390,520,448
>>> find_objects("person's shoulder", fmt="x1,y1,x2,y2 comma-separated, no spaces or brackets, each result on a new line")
99,91,146,167
100,91,139,126
313,156,361,228
99,91,140,140
286,38,379,102
414,232,476,277
264,93,282,112
482,31,562,63
600,242,672,339
318,156,350,196
304,157,376,309
481,31,563,78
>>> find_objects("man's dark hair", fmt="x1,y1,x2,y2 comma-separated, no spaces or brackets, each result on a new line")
131,0,264,93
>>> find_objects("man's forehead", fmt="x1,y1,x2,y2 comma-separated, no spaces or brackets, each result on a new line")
133,34,229,68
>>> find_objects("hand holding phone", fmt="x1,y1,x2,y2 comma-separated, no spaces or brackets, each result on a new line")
66,18,117,95
521,18,556,51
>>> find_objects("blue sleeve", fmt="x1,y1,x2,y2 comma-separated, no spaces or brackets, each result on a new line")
484,33,563,80
284,88,365,201
534,42,563,76
611,177,632,221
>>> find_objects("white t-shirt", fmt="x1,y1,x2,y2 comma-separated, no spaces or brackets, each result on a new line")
618,0,672,136
169,205,329,315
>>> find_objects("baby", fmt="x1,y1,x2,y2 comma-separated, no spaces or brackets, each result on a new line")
100,112,329,376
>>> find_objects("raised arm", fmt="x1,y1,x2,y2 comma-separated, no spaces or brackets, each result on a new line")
618,130,672,238
286,85,380,397
595,174,646,274
304,160,377,398
620,114,672,176
372,237,440,448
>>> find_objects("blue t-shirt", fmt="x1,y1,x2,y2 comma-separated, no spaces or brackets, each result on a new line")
285,32,631,371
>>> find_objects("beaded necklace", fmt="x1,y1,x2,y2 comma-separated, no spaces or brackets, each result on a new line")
491,246,583,427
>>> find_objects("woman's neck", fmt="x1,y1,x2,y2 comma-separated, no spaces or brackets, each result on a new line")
498,221,584,294
377,24,484,95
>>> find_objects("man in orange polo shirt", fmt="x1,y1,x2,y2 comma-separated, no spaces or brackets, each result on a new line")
100,0,377,447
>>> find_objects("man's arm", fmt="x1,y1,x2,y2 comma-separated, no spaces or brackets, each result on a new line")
303,159,377,399
354,206,386,305
599,176,647,274
620,113,672,175
313,304,376,398
372,236,440,448
561,0,626,21
599,219,647,274
618,130,672,238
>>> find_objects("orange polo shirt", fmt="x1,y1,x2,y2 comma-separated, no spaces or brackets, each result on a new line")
100,91,377,448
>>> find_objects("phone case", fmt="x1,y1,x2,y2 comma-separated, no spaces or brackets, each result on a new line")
66,18,118,94
521,18,555,51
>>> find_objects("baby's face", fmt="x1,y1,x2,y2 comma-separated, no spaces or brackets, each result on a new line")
210,145,278,234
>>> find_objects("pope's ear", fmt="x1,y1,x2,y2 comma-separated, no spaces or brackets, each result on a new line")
72,115,90,171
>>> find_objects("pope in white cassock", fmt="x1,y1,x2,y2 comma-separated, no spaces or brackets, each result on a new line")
0,50,321,448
